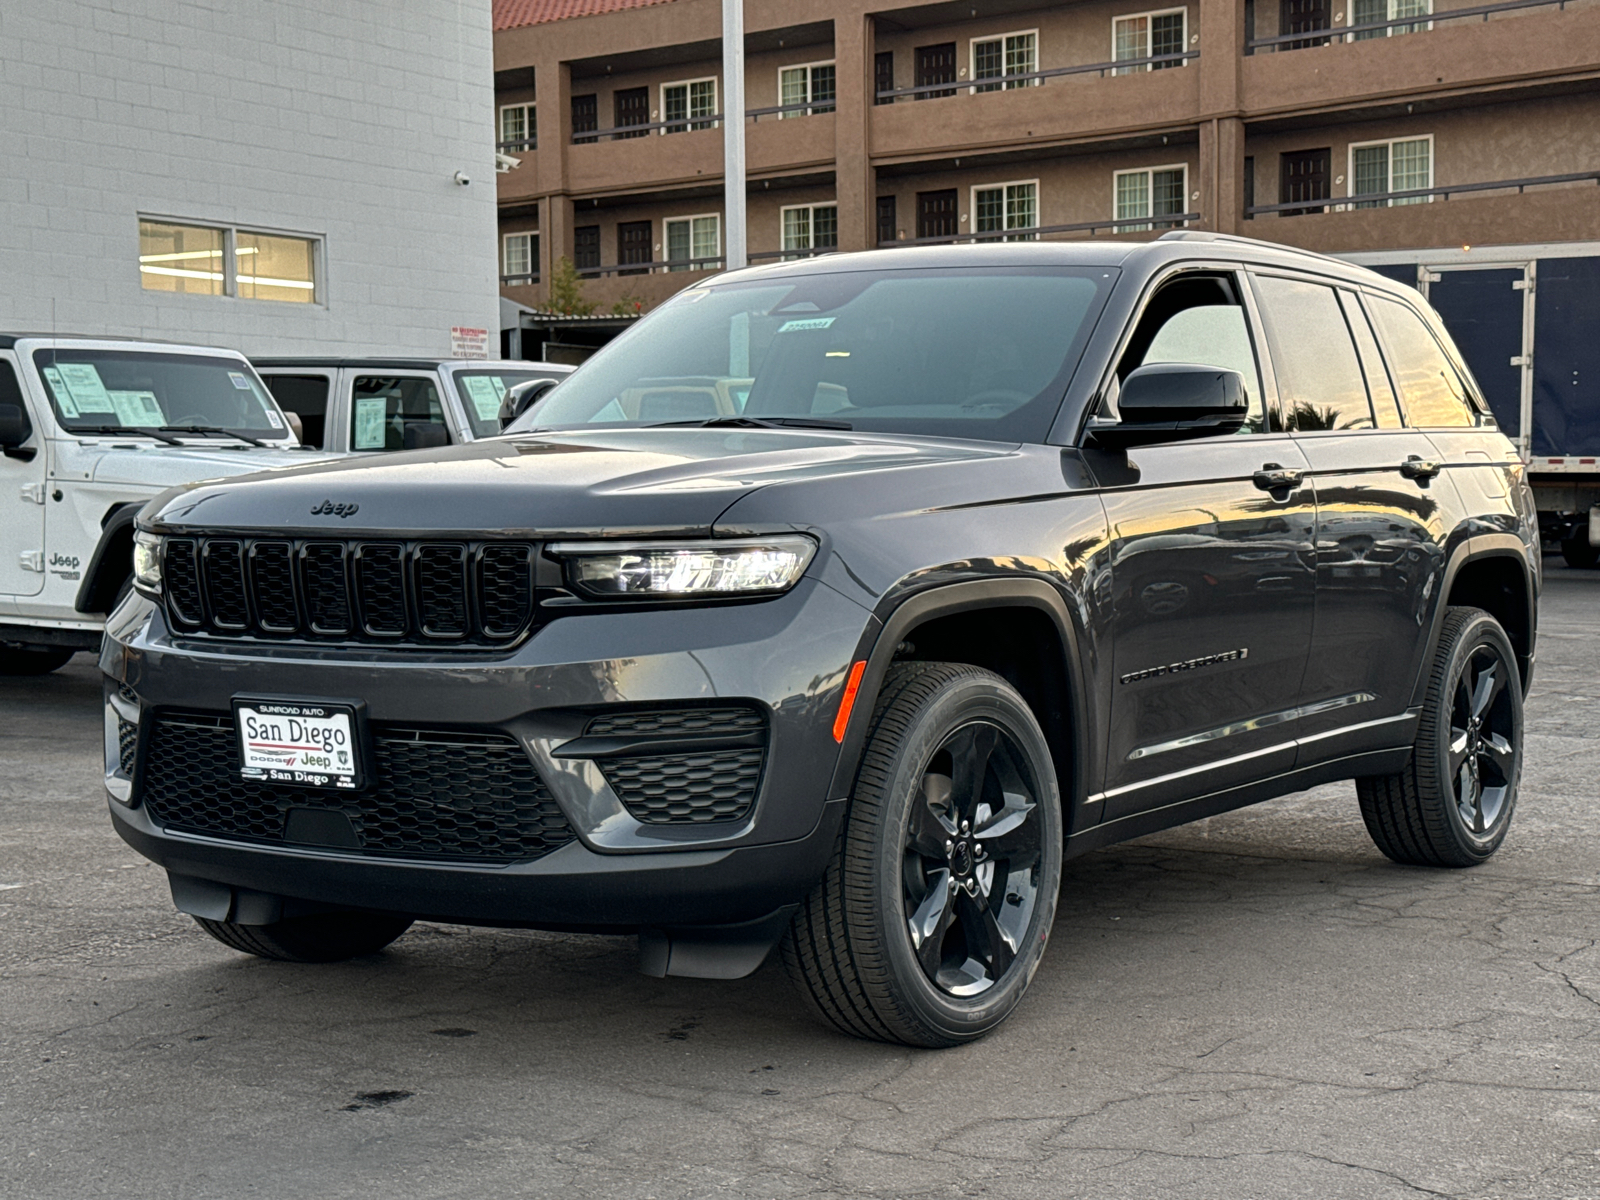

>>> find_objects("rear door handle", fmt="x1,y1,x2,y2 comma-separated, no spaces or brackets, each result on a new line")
1253,464,1304,491
1400,456,1441,481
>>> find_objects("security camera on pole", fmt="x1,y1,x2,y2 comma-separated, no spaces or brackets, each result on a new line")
722,0,746,271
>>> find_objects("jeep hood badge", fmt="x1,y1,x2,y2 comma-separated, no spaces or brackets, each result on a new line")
311,500,359,518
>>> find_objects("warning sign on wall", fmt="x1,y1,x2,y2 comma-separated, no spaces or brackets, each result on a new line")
450,326,490,359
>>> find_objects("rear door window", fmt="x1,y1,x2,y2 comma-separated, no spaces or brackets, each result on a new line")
1253,275,1375,432
1367,295,1478,428
1341,292,1403,428
349,375,447,451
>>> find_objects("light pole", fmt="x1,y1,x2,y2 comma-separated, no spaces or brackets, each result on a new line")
721,0,747,270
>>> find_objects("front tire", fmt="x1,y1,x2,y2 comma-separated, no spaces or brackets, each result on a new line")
1357,607,1522,867
0,646,75,675
194,911,413,962
783,663,1063,1047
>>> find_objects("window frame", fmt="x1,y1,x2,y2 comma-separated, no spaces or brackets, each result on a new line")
663,212,722,272
969,29,1040,93
1347,0,1434,38
779,202,840,258
777,60,837,117
345,369,456,453
498,102,535,149
1112,163,1190,232
138,214,322,305
501,231,536,281
969,179,1040,241
1112,8,1189,73
660,76,719,134
1346,134,1434,208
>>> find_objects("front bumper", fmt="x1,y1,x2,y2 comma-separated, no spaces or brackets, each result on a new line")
103,577,872,932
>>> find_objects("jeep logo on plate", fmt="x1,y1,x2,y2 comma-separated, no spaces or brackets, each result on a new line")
310,500,360,518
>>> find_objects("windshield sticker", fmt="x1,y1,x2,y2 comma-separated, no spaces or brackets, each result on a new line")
263,409,284,429
777,317,836,333
228,371,253,390
462,376,505,422
40,367,79,418
54,363,115,414
107,390,165,427
588,398,627,423
353,397,388,450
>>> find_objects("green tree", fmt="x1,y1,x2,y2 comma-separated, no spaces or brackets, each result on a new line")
546,256,596,316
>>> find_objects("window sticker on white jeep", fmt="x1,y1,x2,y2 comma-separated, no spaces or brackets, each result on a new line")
777,317,836,333
263,409,283,429
588,398,627,423
462,375,505,422
54,363,115,413
354,396,387,449
107,390,165,426
228,371,252,390
41,367,79,418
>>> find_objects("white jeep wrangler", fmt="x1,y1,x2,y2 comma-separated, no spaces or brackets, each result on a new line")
0,335,329,674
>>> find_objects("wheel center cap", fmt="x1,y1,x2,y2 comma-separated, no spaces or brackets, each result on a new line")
951,841,974,876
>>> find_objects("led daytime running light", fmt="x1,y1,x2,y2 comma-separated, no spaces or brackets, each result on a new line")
551,537,816,598
132,531,162,594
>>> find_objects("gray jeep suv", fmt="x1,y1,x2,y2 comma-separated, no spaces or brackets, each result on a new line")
104,234,1537,1046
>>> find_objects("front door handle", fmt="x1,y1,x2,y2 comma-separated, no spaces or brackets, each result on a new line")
1400,455,1441,481
1253,464,1304,492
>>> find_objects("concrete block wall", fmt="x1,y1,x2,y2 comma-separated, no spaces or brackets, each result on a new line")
0,0,499,357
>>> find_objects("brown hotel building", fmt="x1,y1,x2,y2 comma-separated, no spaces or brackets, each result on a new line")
492,0,1600,315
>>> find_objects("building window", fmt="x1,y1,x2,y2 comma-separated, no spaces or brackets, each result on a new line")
499,103,535,150
972,181,1038,241
502,232,537,281
781,204,838,258
1114,165,1188,231
1350,136,1432,207
779,62,836,117
972,31,1038,92
1351,0,1432,39
665,214,720,271
139,218,317,303
1113,9,1187,73
662,78,717,133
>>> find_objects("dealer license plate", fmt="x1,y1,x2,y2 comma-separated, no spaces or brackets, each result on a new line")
234,700,361,790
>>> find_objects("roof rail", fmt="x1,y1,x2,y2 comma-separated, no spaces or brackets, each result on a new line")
1156,229,1352,268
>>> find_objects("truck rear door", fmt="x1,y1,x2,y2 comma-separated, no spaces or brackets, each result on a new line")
1425,264,1532,456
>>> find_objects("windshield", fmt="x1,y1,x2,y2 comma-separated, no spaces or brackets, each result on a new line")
508,266,1115,443
453,367,573,437
33,348,291,440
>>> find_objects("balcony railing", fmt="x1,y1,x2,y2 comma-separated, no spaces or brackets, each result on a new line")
575,255,725,278
1245,169,1600,216
874,50,1198,102
878,212,1201,247
574,115,724,143
500,272,540,285
497,137,537,152
1247,0,1578,52
747,247,835,262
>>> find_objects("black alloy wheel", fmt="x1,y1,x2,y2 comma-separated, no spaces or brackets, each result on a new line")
784,662,1063,1047
902,722,1044,998
1358,606,1522,867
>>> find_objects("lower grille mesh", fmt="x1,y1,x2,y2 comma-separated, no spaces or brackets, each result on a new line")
140,713,575,862
586,706,767,825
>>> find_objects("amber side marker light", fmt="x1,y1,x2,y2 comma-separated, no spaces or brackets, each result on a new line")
833,660,868,743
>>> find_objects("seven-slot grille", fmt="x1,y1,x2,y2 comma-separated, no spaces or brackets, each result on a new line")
160,536,537,646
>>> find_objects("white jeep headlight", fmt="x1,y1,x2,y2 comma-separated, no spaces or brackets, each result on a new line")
132,531,162,595
549,536,816,599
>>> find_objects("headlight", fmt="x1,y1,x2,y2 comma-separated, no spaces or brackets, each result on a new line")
132,531,162,595
549,536,816,599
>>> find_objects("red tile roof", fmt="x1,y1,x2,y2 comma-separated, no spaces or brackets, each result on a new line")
493,0,677,31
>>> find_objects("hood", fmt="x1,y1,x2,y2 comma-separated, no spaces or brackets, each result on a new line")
143,428,1014,537
89,442,338,489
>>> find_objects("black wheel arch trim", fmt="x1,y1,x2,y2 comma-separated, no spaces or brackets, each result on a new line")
1409,533,1537,710
825,577,1097,837
74,501,144,614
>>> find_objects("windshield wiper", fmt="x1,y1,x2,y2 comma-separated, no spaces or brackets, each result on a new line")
652,416,853,431
158,424,269,447
71,424,185,445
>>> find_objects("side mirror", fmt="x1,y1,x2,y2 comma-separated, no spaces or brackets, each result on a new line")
499,378,559,429
0,403,35,461
1089,363,1248,450
282,411,305,443
401,422,450,451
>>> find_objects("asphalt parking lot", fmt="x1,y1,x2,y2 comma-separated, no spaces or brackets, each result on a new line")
3,567,1598,1200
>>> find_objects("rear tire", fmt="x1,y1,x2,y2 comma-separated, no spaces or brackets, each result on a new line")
1560,535,1599,569
193,912,413,962
1356,607,1522,867
783,662,1063,1047
0,646,76,675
